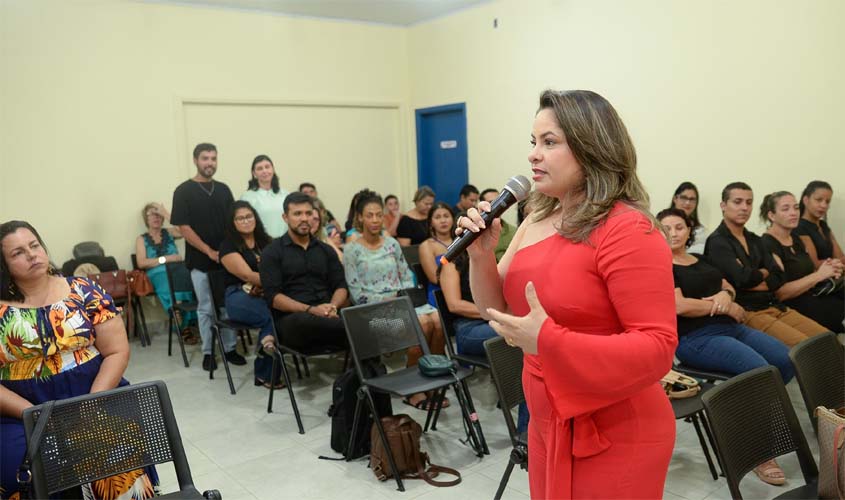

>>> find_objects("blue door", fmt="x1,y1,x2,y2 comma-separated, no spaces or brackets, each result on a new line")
415,103,467,207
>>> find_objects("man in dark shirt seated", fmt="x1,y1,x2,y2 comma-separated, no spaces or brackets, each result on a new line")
704,182,828,347
259,192,349,351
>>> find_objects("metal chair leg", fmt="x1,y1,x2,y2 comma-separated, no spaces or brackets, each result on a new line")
362,387,405,491
214,325,236,395
172,309,189,367
293,356,302,379
460,379,489,454
267,351,303,434
303,357,311,378
699,411,724,476
167,313,173,356
239,330,249,353
136,296,150,346
691,413,718,480
494,460,517,500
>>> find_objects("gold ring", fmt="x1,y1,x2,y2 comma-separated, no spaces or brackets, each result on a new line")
505,337,515,346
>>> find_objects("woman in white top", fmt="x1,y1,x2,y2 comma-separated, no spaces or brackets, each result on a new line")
240,155,290,238
670,181,708,254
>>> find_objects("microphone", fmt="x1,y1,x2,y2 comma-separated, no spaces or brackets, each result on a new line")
442,175,531,263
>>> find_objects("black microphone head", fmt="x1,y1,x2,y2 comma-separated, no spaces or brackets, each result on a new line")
504,175,531,202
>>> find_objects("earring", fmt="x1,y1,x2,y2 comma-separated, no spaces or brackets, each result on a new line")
8,281,18,297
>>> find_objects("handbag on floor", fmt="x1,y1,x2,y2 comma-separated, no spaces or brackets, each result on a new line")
816,406,845,500
369,414,461,487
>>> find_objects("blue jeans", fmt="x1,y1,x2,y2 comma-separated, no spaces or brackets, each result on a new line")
190,269,236,355
225,285,276,382
454,318,530,433
676,322,794,383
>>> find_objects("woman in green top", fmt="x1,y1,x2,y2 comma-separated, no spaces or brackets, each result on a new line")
240,155,290,238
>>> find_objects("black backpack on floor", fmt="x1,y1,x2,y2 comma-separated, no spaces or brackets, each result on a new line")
327,361,392,459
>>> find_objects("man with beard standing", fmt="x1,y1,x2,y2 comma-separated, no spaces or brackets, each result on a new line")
171,143,246,371
259,192,348,352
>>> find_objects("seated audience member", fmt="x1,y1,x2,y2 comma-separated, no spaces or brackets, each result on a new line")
343,190,448,410
480,188,516,261
219,201,281,388
135,202,198,344
309,197,344,261
418,202,455,306
670,181,709,254
396,186,435,246
383,194,401,237
453,184,479,215
1,221,159,499
240,155,289,238
704,182,828,347
660,208,794,486
299,182,339,229
342,190,365,242
759,192,844,332
259,192,348,353
439,245,529,432
794,180,844,267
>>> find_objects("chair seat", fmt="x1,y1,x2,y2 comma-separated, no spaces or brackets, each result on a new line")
675,363,732,382
772,480,817,499
365,365,474,398
670,383,714,419
455,353,490,369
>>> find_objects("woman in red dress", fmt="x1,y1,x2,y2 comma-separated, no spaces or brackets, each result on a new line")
458,90,677,499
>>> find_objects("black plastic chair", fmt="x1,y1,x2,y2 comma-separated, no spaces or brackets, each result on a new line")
206,270,256,395
72,241,105,258
165,262,197,368
701,366,819,499
401,244,421,267
21,381,221,499
130,254,151,347
789,331,844,434
484,336,526,500
341,296,487,491
433,289,490,369
265,309,349,435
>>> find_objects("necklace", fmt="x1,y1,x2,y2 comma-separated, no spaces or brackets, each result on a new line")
196,180,215,196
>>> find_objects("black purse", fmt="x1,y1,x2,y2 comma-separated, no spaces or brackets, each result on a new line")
418,354,458,377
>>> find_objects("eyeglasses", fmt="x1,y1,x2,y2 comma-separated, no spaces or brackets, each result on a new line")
234,215,255,223
677,195,697,204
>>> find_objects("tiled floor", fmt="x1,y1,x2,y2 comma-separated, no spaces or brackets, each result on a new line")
125,321,820,500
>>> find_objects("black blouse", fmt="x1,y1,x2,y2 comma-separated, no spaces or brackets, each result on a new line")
672,256,735,336
219,238,262,288
793,219,834,260
396,215,429,245
761,234,815,282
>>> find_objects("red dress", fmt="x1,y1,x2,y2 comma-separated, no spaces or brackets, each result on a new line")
503,204,678,499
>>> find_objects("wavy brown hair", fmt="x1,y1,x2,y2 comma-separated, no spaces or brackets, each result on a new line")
529,90,657,243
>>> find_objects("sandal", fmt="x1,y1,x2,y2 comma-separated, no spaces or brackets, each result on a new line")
753,459,786,486
181,327,199,345
254,377,285,390
402,395,451,411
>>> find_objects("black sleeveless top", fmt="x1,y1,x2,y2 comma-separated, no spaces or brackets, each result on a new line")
761,234,815,282
672,256,735,335
793,219,833,260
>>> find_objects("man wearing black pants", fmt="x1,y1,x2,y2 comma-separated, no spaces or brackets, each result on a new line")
259,192,348,351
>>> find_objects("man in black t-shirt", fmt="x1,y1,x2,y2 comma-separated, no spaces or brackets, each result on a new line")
171,143,245,371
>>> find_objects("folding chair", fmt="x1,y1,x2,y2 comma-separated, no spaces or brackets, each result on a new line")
484,336,527,500
341,296,487,491
21,381,222,499
433,290,490,369
206,270,256,395
164,262,196,368
671,385,721,481
789,331,843,434
130,254,151,347
265,309,349,435
401,244,421,267
701,366,819,499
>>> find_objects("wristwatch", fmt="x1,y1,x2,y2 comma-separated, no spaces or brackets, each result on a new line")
158,256,166,265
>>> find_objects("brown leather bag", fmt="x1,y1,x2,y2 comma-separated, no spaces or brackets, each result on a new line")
128,270,154,297
369,414,461,487
88,270,130,300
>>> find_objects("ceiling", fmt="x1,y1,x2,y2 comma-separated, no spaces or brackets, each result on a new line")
141,0,490,26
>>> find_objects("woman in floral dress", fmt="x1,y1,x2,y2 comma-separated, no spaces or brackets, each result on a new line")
0,220,157,500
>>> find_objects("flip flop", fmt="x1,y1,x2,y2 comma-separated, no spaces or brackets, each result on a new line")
403,396,450,411
254,378,285,390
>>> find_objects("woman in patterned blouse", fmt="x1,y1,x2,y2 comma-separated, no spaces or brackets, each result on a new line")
0,220,157,500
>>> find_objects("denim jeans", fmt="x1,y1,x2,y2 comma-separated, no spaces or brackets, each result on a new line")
190,269,236,355
454,318,530,433
225,285,275,381
676,322,794,383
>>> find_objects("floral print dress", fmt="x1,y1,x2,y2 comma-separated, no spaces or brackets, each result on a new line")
0,277,157,500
